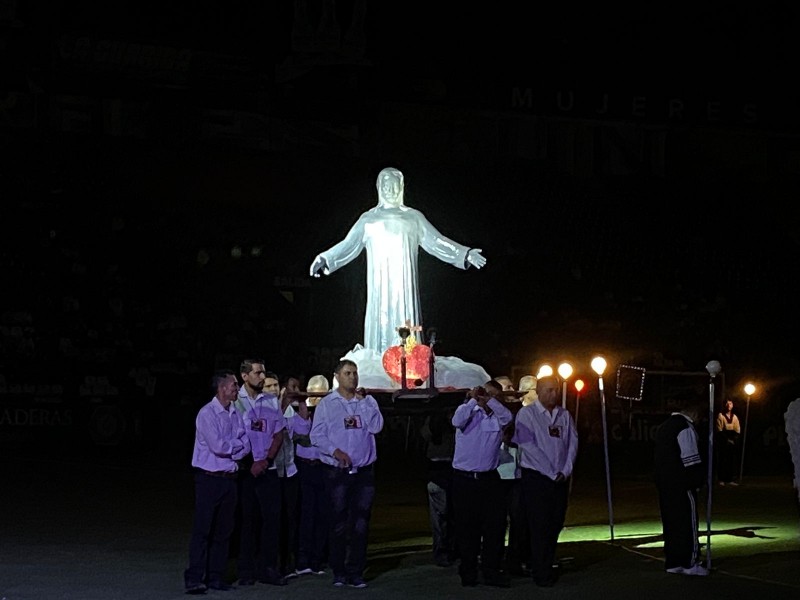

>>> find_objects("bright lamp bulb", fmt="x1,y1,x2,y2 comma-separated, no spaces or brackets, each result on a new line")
557,362,573,380
536,364,553,378
744,383,755,396
591,356,607,376
574,379,584,392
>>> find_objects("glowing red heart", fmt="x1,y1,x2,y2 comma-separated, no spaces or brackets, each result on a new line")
382,344,432,387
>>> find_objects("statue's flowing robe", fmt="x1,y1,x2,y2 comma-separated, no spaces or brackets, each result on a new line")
319,204,469,354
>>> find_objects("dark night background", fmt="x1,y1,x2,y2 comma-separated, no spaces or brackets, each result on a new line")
1,1,799,459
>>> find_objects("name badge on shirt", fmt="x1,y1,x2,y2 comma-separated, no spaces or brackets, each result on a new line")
549,426,561,438
344,415,363,430
251,419,264,432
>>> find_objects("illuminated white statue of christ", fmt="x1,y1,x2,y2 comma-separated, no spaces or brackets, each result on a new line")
310,167,487,354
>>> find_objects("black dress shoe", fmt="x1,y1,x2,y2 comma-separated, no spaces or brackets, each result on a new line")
208,582,234,591
185,582,207,595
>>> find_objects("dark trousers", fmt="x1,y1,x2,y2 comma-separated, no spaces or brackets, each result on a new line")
279,473,300,574
184,471,238,588
427,461,456,564
323,463,376,580
521,468,568,584
657,486,700,569
502,478,529,570
237,469,282,580
296,460,329,571
451,470,506,581
427,480,456,563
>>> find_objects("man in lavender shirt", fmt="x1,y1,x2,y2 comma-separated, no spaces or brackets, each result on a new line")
233,361,287,587
184,370,251,595
513,374,578,587
451,381,513,588
310,359,384,589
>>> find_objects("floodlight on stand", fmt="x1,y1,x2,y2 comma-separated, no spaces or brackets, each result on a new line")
591,355,614,541
591,356,607,376
536,364,553,379
569,378,585,498
705,360,722,377
703,359,722,570
558,362,573,409
739,382,756,485
574,379,585,429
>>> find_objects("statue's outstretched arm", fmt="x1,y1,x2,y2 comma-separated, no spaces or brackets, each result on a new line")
309,214,367,277
466,248,486,269
309,254,328,277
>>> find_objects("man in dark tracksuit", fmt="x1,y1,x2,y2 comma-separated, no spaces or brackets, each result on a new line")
654,402,709,576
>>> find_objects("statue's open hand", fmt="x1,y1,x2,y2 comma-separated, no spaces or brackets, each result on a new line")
467,248,486,269
309,254,327,277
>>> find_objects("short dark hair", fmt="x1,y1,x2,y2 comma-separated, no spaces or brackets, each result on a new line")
239,358,265,375
212,369,236,393
334,359,357,375
264,370,279,382
282,375,301,390
485,379,503,394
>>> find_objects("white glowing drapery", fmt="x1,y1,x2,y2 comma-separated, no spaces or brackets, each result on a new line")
310,167,487,390
318,203,469,353
311,167,483,354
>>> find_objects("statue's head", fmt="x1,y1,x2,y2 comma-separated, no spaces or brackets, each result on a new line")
376,167,404,207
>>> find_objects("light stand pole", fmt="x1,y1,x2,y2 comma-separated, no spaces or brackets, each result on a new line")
573,379,584,432
739,383,755,484
592,356,614,542
569,379,584,497
705,360,722,569
558,362,573,410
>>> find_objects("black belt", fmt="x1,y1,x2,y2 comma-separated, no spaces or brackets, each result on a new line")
197,468,238,480
521,467,552,480
453,468,498,480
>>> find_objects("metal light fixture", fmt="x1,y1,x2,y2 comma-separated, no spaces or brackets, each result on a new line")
569,378,585,496
704,359,722,569
591,355,613,541
558,362,573,409
739,382,756,484
574,379,584,425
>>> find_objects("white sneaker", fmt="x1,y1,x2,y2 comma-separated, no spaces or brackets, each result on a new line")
666,566,686,574
667,564,709,576
684,564,709,576
295,567,313,576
